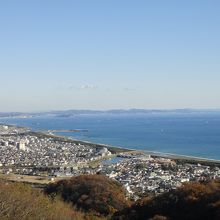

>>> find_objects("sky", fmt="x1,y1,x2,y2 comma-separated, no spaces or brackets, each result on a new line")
0,0,220,112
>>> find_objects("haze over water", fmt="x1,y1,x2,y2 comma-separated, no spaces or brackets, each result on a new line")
1,111,220,160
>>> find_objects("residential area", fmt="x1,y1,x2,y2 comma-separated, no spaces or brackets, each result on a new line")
1,124,220,199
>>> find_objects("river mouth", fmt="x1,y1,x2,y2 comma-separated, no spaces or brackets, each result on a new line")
101,156,125,165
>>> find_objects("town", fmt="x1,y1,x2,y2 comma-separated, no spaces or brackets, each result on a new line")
1,124,220,200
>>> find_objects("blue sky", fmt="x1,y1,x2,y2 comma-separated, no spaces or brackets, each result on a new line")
0,0,219,111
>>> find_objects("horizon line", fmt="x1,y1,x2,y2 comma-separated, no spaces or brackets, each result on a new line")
1,108,220,114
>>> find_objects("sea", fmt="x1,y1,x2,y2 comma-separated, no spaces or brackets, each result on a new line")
1,111,220,160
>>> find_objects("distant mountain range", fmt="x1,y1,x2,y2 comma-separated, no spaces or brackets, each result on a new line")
0,109,220,118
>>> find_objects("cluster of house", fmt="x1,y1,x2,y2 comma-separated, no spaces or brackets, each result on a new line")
0,125,29,135
0,125,111,168
1,124,220,200
99,156,220,199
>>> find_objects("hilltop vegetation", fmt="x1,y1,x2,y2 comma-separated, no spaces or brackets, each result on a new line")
1,176,220,220
45,174,130,216
0,180,82,220
113,180,220,220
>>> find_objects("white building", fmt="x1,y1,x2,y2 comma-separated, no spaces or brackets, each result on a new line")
97,147,111,157
17,140,27,151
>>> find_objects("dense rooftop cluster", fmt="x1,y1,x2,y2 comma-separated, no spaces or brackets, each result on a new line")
1,124,220,200
0,125,111,168
100,157,220,199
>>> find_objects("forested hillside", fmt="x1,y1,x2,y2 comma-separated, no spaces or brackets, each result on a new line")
1,176,220,220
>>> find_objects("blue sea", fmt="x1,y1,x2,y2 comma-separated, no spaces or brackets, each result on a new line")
1,111,220,160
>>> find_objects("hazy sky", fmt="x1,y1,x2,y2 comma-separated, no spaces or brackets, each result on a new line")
0,1,220,111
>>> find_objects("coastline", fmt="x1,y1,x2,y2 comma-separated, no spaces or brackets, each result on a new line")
2,123,220,189
2,123,220,166
41,130,220,166
32,130,130,154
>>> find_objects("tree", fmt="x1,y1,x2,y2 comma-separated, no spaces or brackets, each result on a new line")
0,180,83,220
45,174,130,216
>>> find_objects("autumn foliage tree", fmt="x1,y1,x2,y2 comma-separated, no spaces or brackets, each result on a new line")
45,174,130,216
3,175,220,220
113,180,220,220
0,180,83,220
